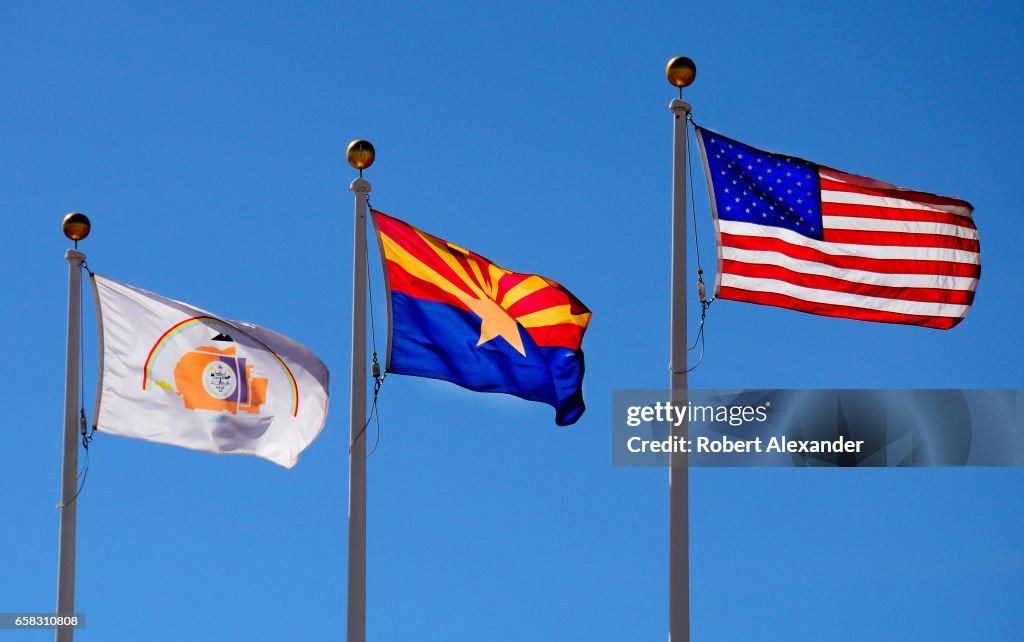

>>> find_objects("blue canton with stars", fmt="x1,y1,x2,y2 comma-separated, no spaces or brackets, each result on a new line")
699,127,824,240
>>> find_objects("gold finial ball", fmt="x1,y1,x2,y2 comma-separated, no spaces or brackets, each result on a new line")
347,139,375,171
666,56,696,89
62,212,91,242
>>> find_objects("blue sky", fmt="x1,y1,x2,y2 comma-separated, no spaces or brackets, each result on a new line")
3,1,1022,640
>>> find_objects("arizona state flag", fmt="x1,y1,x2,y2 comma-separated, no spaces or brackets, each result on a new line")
90,274,329,468
371,210,591,425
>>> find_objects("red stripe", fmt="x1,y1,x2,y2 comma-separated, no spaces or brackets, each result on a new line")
523,323,585,349
475,253,494,292
718,287,962,330
375,213,483,300
818,171,973,214
721,233,981,278
453,251,486,292
496,273,531,301
821,229,980,253
385,260,471,312
722,260,976,305
505,285,573,318
821,201,978,229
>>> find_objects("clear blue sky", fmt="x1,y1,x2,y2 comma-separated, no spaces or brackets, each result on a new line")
4,1,1022,640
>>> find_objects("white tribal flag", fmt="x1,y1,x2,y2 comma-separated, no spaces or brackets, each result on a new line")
91,274,329,468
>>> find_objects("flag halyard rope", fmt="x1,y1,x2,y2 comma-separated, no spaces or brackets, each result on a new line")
350,193,386,456
57,261,95,509
683,113,714,373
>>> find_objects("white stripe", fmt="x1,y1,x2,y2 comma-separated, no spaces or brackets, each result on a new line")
719,220,981,265
819,168,973,215
822,189,955,215
820,174,974,219
821,215,978,240
720,274,969,318
721,247,979,292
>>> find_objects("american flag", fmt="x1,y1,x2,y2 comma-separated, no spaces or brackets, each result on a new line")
695,127,979,330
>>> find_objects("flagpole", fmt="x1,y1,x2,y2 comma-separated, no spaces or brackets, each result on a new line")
56,213,90,642
666,56,696,642
346,140,374,642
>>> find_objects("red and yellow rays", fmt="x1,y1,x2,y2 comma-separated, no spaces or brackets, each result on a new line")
373,210,591,355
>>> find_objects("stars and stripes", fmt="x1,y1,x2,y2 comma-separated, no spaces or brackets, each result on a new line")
696,127,979,330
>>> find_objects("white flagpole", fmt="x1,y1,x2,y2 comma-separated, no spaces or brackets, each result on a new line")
56,213,90,642
346,140,374,642
666,57,696,642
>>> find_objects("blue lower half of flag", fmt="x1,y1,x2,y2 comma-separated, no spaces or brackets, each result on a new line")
388,292,586,425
